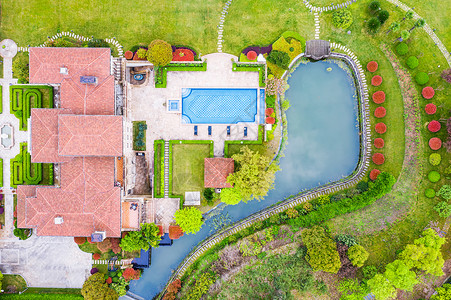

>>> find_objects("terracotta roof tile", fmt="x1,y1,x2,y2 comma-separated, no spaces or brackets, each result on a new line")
204,158,234,188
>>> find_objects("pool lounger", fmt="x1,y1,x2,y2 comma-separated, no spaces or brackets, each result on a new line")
244,127,248,137
208,126,212,136
227,126,231,136
194,125,198,136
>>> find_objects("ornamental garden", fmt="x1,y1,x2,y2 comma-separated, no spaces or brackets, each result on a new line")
0,0,450,299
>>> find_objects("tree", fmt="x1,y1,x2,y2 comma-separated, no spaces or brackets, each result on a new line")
347,245,369,267
174,207,203,234
227,146,279,203
409,18,426,32
81,273,119,300
110,277,128,297
383,260,418,291
267,50,291,70
386,22,400,34
122,268,141,281
367,17,381,33
146,40,172,66
401,30,411,41
119,223,162,252
301,226,341,273
12,53,29,83
332,9,353,29
367,274,396,300
431,283,451,300
434,201,451,218
0,270,3,291
369,1,380,12
378,10,389,24
437,185,451,200
403,10,414,22
338,279,368,300
220,187,242,205
164,279,182,300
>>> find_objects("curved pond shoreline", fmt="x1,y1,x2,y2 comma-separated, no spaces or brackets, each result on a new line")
128,54,370,300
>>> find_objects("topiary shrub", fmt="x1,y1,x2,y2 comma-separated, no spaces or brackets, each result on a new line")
428,171,441,183
372,153,385,165
147,40,173,66
74,236,86,245
137,48,147,59
429,153,441,166
266,116,275,124
332,9,353,29
425,188,436,198
378,10,390,24
406,56,419,69
367,61,378,72
415,72,430,85
375,122,387,134
246,50,257,60
265,108,274,116
396,43,408,55
371,75,383,86
425,103,437,115
124,51,133,60
267,50,291,70
367,17,381,33
93,253,101,260
372,91,385,104
422,87,435,99
374,107,386,118
374,138,385,148
369,1,381,12
429,137,442,150
428,120,441,133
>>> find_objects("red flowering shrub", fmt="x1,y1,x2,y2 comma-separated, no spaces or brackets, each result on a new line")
87,237,95,244
13,207,17,218
164,279,182,300
74,237,86,245
169,225,184,240
367,61,378,72
123,268,141,281
372,91,385,104
374,138,384,148
246,50,257,60
370,169,381,181
425,103,437,115
372,153,385,165
428,120,441,132
124,51,133,60
92,253,101,260
97,238,112,253
172,49,194,61
266,117,275,124
375,123,387,134
265,108,274,116
422,86,435,99
106,277,113,284
371,75,383,86
374,107,386,118
429,137,442,150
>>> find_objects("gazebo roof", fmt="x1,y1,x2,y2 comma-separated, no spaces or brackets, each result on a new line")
204,158,234,188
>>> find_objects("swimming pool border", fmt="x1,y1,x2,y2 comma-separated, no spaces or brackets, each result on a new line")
147,51,371,300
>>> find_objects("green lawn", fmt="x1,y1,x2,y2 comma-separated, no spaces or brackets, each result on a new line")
1,274,27,293
24,288,81,295
0,0,223,54
171,144,211,206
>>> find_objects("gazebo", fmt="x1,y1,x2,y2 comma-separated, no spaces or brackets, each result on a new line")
204,158,234,188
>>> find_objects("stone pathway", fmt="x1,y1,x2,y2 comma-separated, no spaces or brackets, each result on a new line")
314,13,320,39
217,0,233,53
303,0,357,12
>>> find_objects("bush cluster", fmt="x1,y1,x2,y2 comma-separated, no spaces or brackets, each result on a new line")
267,50,291,70
372,91,386,104
371,75,383,86
425,103,437,115
134,122,147,150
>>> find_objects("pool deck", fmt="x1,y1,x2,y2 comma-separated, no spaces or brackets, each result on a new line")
126,53,261,157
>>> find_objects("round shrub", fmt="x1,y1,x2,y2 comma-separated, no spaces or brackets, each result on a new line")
90,268,99,275
375,122,387,134
106,277,113,284
146,40,173,66
425,188,436,198
369,1,380,11
332,9,353,29
374,138,385,148
87,236,95,244
367,17,381,33
372,153,385,165
378,10,390,24
371,75,383,86
93,253,101,260
136,48,147,59
367,61,378,72
370,169,381,181
428,171,441,183
74,237,86,245
429,153,441,166
415,72,430,85
265,108,274,116
246,50,257,60
124,51,133,60
422,87,435,99
428,120,441,133
372,91,385,104
396,43,408,55
374,107,386,118
406,56,419,69
266,117,275,124
429,137,442,150
425,103,437,115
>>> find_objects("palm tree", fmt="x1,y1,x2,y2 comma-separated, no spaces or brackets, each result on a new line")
386,21,400,34
409,18,426,32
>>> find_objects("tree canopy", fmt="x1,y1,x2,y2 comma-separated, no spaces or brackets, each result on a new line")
226,146,279,203
146,40,172,66
367,273,396,300
431,283,451,300
383,259,418,291
220,187,242,205
81,273,119,300
347,244,369,267
119,223,161,252
332,9,353,29
174,207,204,234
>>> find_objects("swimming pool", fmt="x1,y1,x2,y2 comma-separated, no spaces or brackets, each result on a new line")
181,88,258,124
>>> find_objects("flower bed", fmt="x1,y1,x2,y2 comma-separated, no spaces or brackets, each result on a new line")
374,138,384,148
429,137,442,150
367,61,378,72
371,75,383,86
372,153,385,165
422,86,435,99
425,103,437,115
372,91,385,104
172,49,195,61
375,122,387,134
374,107,386,118
427,120,441,133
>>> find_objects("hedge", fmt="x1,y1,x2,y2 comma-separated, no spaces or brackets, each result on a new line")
232,62,266,87
155,61,207,88
224,125,264,158
153,140,165,198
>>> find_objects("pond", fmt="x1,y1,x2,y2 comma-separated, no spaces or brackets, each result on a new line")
128,58,361,299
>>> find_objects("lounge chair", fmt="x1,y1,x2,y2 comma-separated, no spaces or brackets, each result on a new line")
208,126,212,136
194,125,198,136
244,127,248,137
227,126,231,136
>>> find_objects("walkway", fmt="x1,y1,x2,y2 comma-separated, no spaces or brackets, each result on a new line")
217,0,233,52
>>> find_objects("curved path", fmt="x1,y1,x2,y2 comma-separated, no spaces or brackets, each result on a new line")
155,52,372,299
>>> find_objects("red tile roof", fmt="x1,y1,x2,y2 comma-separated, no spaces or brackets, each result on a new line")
204,158,234,188
58,115,122,157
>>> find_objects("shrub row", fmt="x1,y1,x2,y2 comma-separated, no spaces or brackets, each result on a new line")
10,143,43,187
153,140,165,198
155,62,207,88
232,62,266,87
133,121,147,151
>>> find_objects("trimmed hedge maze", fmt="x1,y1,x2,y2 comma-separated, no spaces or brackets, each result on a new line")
10,143,54,188
10,85,54,131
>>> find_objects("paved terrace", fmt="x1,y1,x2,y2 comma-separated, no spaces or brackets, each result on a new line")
126,53,261,157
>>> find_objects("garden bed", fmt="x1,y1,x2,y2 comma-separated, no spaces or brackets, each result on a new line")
132,121,147,151
153,140,164,198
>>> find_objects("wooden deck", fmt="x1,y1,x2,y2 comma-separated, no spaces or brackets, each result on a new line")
305,40,331,60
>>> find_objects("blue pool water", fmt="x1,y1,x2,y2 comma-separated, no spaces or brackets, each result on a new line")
168,100,180,112
129,59,360,299
181,88,258,124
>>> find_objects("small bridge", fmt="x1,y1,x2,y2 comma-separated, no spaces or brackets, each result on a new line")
305,40,331,60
